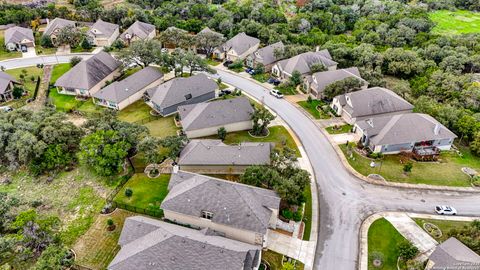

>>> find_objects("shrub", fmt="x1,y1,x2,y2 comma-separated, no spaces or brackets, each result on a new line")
397,241,418,260
281,209,293,220
70,56,82,67
40,35,53,48
81,38,92,50
228,60,243,70
107,218,114,226
125,188,133,197
217,127,227,141
12,86,24,99
403,162,413,173
307,95,312,103
293,210,302,222
369,152,383,159
472,175,480,187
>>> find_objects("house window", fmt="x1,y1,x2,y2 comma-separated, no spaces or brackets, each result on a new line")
201,210,213,220
185,93,192,100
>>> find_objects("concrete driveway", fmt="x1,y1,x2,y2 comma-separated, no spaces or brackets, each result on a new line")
21,47,37,58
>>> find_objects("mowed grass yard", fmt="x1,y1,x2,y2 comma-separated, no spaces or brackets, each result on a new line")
49,64,83,112
325,124,352,134
368,218,408,270
73,209,137,270
414,218,472,242
430,10,480,35
340,144,480,187
113,174,170,214
297,100,331,119
5,66,44,93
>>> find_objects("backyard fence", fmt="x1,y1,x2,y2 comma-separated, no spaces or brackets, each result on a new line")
32,76,41,100
111,201,164,218
132,115,161,125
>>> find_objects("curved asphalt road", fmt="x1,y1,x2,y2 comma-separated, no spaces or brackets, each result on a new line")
3,56,480,269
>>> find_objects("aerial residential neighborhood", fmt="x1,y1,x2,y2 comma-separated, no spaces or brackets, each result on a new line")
0,1,480,270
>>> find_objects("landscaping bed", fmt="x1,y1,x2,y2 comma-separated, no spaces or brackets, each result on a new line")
368,218,408,270
297,100,330,119
414,218,471,242
275,84,297,95
262,250,304,270
325,124,352,134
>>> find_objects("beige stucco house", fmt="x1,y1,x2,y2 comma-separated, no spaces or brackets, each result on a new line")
214,32,260,61
4,26,35,52
42,18,76,45
87,19,120,47
119,20,156,45
303,67,368,99
272,50,337,81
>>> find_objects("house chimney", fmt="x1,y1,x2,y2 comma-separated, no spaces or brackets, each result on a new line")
434,124,440,135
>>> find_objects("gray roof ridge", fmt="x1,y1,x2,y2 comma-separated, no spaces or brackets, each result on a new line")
232,185,270,229
180,102,209,130
369,114,402,144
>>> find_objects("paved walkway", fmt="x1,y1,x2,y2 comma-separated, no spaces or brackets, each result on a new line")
267,230,316,265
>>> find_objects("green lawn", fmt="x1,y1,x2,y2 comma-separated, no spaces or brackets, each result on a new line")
430,10,480,35
214,125,301,157
252,73,270,83
0,30,22,60
73,209,137,270
113,173,170,215
50,63,71,84
144,116,179,138
5,66,44,93
414,218,471,243
368,218,408,270
340,144,480,187
275,84,297,95
48,87,82,112
77,99,105,115
262,250,304,270
117,100,153,123
302,184,312,241
206,58,221,66
325,124,352,134
297,100,330,119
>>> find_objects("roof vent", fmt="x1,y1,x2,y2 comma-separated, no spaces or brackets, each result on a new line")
125,88,129,92
434,124,440,135
171,257,176,261
367,118,374,127
220,249,224,253
238,146,241,150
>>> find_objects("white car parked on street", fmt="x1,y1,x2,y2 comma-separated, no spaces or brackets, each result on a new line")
269,89,284,98
435,205,457,215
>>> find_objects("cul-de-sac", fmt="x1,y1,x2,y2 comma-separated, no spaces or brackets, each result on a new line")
0,0,480,269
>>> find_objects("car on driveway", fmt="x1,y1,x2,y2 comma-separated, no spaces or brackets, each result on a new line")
0,106,13,112
270,89,284,99
267,77,281,86
435,205,457,215
244,68,255,75
223,60,233,67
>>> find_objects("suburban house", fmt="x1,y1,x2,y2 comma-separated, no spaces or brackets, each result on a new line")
354,113,457,155
177,96,254,138
331,87,414,124
92,66,163,110
214,32,260,61
303,67,368,99
426,237,480,270
55,52,121,97
161,171,281,247
144,73,218,116
272,50,337,80
108,216,261,270
4,26,35,52
161,26,190,49
245,41,285,72
42,18,76,44
87,19,120,47
196,27,223,55
178,139,272,174
0,71,19,103
119,20,156,44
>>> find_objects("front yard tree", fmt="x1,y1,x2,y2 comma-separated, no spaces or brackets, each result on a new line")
397,242,418,260
159,27,192,49
40,35,53,48
138,136,164,165
195,30,225,58
251,107,276,136
323,77,364,100
117,40,162,68
70,56,82,67
289,70,302,86
78,130,131,176
183,50,209,76
55,25,85,48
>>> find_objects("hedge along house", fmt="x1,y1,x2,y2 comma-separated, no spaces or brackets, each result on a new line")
0,71,19,103
4,26,35,52
213,32,260,61
144,73,218,116
331,87,414,124
118,20,156,45
161,171,281,247
42,18,76,45
87,19,120,47
303,67,368,99
245,41,285,72
271,50,337,81
178,97,254,139
178,139,272,174
354,113,457,156
54,52,121,97
108,216,261,270
92,66,163,110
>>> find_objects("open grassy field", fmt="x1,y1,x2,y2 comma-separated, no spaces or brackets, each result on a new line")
430,10,480,35
340,144,480,187
368,218,408,270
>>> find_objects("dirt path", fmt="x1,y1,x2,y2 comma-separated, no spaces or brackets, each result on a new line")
24,65,52,111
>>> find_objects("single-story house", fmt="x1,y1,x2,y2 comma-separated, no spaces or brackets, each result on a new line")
4,26,35,52
87,19,119,47
119,20,156,44
245,41,285,72
144,73,218,116
0,71,19,103
426,237,480,270
303,67,368,99
92,66,163,110
161,171,281,247
354,113,457,155
272,50,337,80
55,52,121,97
196,27,223,55
178,96,254,139
178,139,272,174
42,18,76,44
161,26,190,49
331,87,414,124
214,32,260,61
108,216,261,270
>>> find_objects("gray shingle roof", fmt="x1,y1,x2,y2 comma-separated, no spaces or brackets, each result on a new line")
55,52,120,90
429,237,480,268
0,71,18,95
309,67,367,94
93,66,163,103
178,97,254,131
178,139,272,166
4,26,34,45
277,50,337,75
341,87,414,118
146,73,218,109
249,41,284,66
43,18,75,37
119,21,155,41
356,113,457,146
198,27,221,36
109,216,261,270
88,19,119,39
162,171,280,234
221,32,260,56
